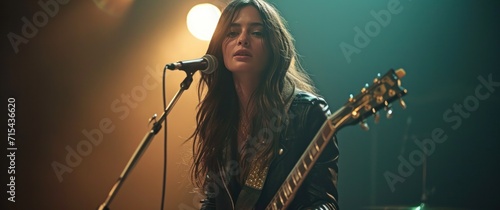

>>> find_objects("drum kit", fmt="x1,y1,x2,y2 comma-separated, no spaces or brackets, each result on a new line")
365,206,466,210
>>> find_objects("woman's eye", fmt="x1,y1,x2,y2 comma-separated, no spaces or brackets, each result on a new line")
227,31,238,38
251,31,263,37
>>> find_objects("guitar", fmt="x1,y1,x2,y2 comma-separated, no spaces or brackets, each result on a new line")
265,68,408,210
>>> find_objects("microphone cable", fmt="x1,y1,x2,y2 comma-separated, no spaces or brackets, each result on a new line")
160,66,168,210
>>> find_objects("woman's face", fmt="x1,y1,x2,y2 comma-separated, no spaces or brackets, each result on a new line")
222,6,270,76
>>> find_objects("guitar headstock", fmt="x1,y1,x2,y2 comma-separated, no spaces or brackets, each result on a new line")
330,68,407,130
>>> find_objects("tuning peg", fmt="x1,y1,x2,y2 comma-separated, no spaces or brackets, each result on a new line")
384,102,393,118
359,120,369,131
373,73,381,84
372,108,380,124
399,98,407,109
361,83,369,93
348,94,355,103
386,108,393,119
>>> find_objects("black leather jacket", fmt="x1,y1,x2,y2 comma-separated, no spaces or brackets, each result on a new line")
201,90,339,210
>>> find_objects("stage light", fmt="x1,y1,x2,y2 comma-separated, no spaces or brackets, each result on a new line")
187,3,221,41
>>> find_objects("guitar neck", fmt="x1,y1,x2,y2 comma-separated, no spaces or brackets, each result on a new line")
265,69,407,209
266,69,407,210
265,111,339,210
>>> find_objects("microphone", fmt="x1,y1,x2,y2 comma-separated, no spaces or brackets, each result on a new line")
165,54,218,74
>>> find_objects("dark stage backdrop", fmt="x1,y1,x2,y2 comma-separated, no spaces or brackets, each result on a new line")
2,0,499,210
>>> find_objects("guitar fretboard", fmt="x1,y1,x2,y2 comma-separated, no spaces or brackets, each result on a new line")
266,116,337,210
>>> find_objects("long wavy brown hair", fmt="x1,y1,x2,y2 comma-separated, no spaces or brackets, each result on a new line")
190,0,317,188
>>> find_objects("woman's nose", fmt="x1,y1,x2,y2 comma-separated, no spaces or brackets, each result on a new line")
237,33,249,46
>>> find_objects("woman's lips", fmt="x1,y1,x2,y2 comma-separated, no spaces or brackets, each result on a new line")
234,55,251,61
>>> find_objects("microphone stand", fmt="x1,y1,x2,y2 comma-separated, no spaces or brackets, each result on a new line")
98,69,195,210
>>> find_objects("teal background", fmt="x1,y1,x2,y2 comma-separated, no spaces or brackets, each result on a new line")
2,0,499,209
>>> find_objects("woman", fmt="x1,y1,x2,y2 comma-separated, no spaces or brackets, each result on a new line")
190,0,339,209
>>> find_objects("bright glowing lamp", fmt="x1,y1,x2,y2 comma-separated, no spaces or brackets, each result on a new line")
187,3,221,41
